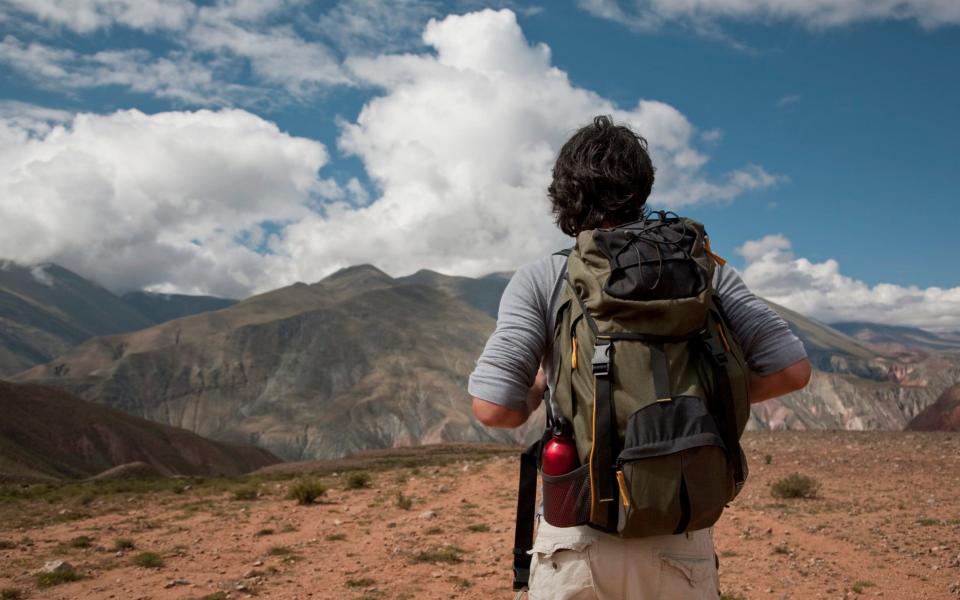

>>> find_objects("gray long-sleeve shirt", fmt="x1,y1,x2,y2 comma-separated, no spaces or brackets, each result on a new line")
468,253,807,410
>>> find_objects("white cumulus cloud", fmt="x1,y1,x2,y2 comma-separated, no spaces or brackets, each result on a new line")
0,9,780,298
0,107,331,298
738,234,960,332
275,9,780,282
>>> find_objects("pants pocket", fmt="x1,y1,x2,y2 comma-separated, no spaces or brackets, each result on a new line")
656,552,719,599
528,538,597,600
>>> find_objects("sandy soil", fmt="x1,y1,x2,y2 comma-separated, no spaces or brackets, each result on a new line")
1,431,958,599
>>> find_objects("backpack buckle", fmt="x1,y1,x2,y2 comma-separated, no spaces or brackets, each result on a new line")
703,333,728,365
592,343,611,376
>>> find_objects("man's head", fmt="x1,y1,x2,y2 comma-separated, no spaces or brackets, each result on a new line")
548,115,656,236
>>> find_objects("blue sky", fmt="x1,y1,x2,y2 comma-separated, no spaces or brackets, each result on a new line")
0,0,958,329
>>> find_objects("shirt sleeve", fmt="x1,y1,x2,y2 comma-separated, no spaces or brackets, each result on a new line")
468,263,548,410
714,264,808,375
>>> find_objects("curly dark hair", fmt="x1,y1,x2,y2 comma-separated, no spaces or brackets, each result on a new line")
548,115,656,236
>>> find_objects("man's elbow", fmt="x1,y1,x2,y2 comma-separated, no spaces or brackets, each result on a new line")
784,358,813,392
472,396,527,428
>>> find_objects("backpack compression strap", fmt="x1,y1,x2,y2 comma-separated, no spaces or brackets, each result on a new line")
512,438,541,591
590,340,620,531
701,317,746,492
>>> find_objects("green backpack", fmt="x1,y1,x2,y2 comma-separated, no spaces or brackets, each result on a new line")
512,212,751,591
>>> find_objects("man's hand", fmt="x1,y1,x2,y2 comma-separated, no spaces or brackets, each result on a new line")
749,358,812,403
472,368,546,429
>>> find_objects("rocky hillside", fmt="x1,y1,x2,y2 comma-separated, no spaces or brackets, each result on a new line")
907,383,960,431
13,266,519,460
753,304,960,431
0,261,235,376
396,269,509,318
0,380,279,482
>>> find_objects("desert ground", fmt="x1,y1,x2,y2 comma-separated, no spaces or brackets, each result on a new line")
1,432,958,600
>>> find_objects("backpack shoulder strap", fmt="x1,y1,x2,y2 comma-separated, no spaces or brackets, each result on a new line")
512,437,543,592
553,247,573,257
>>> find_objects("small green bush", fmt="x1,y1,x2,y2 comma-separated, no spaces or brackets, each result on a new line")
255,528,275,537
36,570,83,588
770,473,819,499
466,523,489,533
232,486,258,501
395,491,412,510
0,540,16,550
288,478,327,505
763,454,772,465
413,546,463,564
345,472,372,490
133,552,164,568
1,588,24,600
325,533,346,542
267,545,293,556
345,578,376,588
113,538,135,551
69,535,94,548
450,576,472,590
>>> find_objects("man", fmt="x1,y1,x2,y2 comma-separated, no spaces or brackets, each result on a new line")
468,115,811,599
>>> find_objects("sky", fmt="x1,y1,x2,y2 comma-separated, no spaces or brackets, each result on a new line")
0,0,958,331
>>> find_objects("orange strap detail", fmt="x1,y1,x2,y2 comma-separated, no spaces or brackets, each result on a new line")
704,236,727,266
571,337,578,370
615,470,630,508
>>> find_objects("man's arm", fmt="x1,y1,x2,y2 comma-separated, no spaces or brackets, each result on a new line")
472,368,546,428
468,261,554,429
749,357,811,403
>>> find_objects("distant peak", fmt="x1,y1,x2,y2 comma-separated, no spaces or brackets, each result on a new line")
322,264,393,283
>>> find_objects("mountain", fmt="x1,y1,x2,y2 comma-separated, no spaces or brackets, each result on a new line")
121,291,236,324
10,265,960,458
13,265,519,460
906,383,960,432
764,301,884,379
0,261,235,376
831,321,960,356
0,380,280,482
397,269,510,318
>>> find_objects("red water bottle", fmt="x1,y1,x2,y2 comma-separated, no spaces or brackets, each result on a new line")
541,417,579,476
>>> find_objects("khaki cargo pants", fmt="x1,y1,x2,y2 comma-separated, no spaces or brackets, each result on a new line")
526,520,720,600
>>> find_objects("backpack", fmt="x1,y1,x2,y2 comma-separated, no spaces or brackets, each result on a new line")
512,212,751,591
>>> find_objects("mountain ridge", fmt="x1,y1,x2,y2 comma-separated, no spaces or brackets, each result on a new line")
0,379,280,482
0,260,236,376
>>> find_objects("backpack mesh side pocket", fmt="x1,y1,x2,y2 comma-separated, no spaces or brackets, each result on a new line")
541,463,591,528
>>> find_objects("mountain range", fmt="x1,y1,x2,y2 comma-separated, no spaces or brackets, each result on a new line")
4,260,958,462
0,261,235,376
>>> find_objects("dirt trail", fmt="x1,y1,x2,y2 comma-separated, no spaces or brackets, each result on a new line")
1,431,958,599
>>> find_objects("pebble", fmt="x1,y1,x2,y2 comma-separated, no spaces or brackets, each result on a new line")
419,510,437,520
